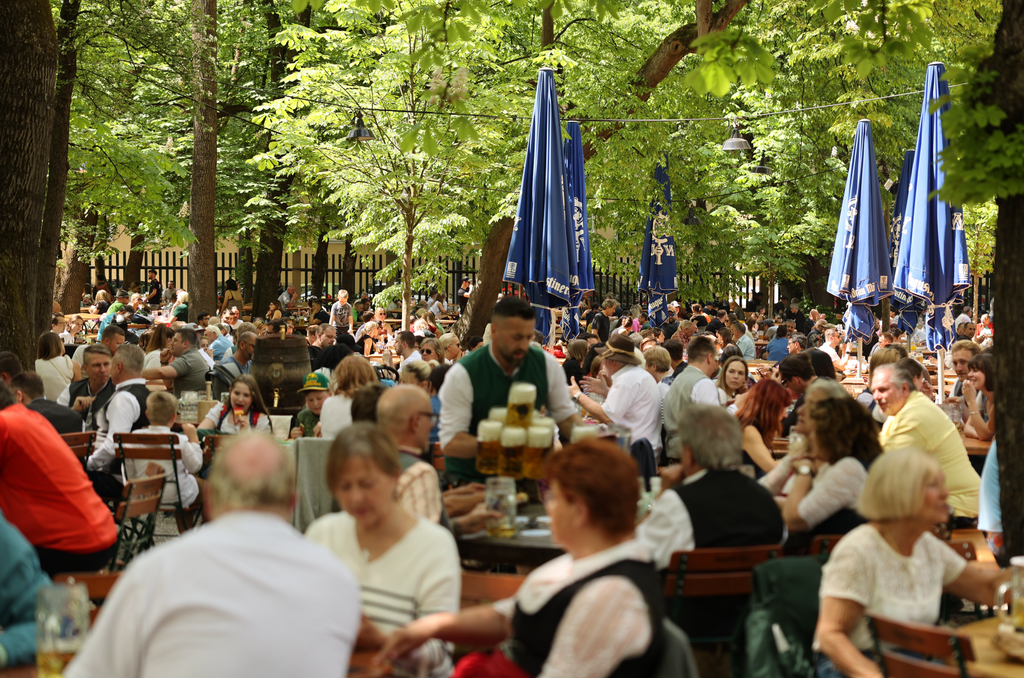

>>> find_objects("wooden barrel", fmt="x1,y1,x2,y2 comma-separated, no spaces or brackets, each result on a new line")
250,335,312,415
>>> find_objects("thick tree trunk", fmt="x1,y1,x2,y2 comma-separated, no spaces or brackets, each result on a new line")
37,0,80,339
451,216,514,341
56,209,96,315
311,230,329,299
253,213,285,320
0,0,57,364
541,6,553,47
124,233,144,289
982,0,1024,557
187,0,217,322
402,216,414,330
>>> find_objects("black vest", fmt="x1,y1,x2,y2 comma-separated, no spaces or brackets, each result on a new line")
101,383,151,432
67,378,115,430
670,470,784,640
510,559,664,677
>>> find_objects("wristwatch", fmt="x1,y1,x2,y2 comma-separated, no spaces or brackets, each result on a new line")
796,464,814,477
572,392,582,403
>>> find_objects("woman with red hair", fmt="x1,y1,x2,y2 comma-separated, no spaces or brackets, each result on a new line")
735,379,791,477
377,439,666,678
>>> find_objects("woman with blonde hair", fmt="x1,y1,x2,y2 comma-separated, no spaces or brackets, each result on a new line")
171,291,190,322
35,332,80,400
816,448,1009,678
418,338,442,365
400,359,433,392
320,355,379,439
438,333,462,363
357,320,382,356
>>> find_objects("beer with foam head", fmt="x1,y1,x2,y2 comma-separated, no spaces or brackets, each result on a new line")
506,382,537,428
475,420,504,475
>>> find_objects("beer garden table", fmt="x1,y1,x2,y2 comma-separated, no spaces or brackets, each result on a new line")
456,503,563,568
961,618,1024,678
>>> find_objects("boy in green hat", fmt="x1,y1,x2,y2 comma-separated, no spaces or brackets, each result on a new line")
290,372,330,438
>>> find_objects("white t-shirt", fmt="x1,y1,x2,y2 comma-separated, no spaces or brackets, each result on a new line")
820,343,841,364
66,512,361,678
318,394,353,439
121,425,203,508
818,524,967,650
602,365,662,453
306,513,460,678
203,402,272,435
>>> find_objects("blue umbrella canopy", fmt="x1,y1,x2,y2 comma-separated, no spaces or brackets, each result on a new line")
504,68,573,341
560,121,594,341
893,62,971,351
888,149,925,334
827,119,893,343
638,158,678,327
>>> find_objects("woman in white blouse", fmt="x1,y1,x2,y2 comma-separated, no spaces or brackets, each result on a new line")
35,331,81,401
378,438,665,678
815,448,1009,678
759,380,880,534
198,375,271,435
306,424,459,678
319,356,378,439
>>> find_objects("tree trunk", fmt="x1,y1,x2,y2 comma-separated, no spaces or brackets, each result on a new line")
541,6,553,47
187,0,217,323
56,209,97,315
93,255,105,281
240,245,253,301
36,0,80,339
973,273,980,322
340,238,356,298
451,216,514,341
124,233,145,289
0,0,57,364
311,230,329,299
982,0,1024,558
291,249,301,293
402,215,414,330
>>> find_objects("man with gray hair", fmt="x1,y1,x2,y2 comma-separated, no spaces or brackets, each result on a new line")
638,404,783,570
86,344,152,498
871,362,979,520
66,434,361,678
637,404,783,644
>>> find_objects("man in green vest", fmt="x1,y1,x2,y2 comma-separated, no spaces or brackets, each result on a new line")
438,297,582,483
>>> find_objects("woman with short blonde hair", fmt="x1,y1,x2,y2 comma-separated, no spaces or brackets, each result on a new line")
320,356,379,439
400,359,432,391
816,448,1010,678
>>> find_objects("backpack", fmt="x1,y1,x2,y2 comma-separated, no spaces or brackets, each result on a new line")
731,555,826,678
209,361,242,401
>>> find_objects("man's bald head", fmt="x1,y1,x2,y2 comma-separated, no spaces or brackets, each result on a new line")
206,434,296,520
377,385,432,448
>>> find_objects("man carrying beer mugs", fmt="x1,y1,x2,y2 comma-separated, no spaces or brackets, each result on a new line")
438,297,582,484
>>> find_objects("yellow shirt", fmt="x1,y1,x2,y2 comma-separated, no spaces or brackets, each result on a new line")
880,391,980,517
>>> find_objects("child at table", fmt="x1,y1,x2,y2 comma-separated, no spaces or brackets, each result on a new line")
289,372,330,438
124,391,204,508
198,374,271,435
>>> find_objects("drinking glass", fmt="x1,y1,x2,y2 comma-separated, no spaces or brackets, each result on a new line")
485,477,517,538
37,583,90,678
997,556,1024,628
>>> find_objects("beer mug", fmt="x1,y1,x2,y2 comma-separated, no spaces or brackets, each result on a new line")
485,477,517,538
507,383,537,428
475,420,503,475
499,426,526,479
488,407,508,424
37,583,90,678
996,556,1024,629
523,425,552,480
570,424,601,443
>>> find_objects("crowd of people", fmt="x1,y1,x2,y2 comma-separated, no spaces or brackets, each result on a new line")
0,277,1008,678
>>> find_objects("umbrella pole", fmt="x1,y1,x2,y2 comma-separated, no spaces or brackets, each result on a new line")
857,339,862,380
937,347,945,404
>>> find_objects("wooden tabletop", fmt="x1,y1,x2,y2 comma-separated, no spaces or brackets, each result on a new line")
961,618,1024,678
963,433,992,456
456,504,563,567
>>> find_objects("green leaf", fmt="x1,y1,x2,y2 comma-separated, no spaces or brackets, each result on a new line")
292,0,308,12
823,0,843,22
422,129,438,155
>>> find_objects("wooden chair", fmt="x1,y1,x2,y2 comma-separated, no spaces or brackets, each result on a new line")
114,432,202,533
869,615,977,678
460,571,525,609
810,534,844,555
663,544,781,642
61,431,96,462
54,572,121,624
202,434,230,472
941,539,990,621
109,468,167,571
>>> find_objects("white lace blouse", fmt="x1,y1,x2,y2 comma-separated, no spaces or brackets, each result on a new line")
818,525,967,650
759,456,868,529
491,539,654,678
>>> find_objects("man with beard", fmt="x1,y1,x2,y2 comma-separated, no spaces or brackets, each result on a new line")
438,297,582,483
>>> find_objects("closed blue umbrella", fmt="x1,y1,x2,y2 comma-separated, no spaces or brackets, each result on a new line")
504,68,572,342
888,149,925,334
638,158,677,326
893,62,971,351
560,121,594,341
826,119,893,374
